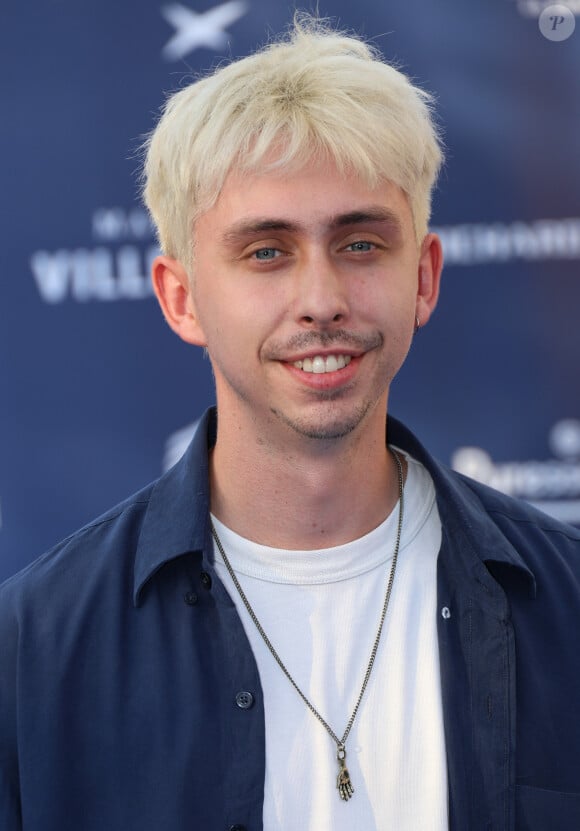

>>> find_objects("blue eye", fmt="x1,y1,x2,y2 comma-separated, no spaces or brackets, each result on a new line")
254,247,279,260
347,241,374,252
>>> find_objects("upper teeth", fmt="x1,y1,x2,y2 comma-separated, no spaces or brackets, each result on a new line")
293,355,352,374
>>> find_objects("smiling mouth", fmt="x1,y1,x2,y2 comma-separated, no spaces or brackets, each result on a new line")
292,355,353,374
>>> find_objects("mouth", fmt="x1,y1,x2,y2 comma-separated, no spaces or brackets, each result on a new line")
292,355,353,374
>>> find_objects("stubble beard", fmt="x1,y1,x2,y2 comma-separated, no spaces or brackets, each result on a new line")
270,393,374,441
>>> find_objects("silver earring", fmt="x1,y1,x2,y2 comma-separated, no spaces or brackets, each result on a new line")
414,315,420,333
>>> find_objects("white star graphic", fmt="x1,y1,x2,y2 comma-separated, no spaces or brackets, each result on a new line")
160,1,249,60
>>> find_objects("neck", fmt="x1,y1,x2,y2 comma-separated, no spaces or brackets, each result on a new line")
209,406,401,550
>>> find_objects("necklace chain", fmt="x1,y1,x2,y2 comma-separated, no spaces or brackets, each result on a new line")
210,447,404,801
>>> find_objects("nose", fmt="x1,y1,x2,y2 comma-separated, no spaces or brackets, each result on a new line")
293,253,350,327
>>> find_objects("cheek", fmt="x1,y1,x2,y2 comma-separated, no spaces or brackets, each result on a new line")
355,281,413,326
352,263,415,305
204,282,287,344
196,293,259,364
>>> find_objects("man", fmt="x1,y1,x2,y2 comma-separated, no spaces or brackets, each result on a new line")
2,15,580,831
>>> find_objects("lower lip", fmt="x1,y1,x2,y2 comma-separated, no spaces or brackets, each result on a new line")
283,356,361,390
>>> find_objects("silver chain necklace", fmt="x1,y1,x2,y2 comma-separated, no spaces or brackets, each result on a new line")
210,447,404,802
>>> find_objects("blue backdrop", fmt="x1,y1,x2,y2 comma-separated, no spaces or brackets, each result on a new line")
1,0,579,582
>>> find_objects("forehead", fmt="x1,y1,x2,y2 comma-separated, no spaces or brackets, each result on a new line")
196,158,415,239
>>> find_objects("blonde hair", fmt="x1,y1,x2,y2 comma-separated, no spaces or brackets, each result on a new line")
142,14,444,268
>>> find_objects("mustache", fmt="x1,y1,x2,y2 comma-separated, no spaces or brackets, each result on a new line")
269,329,384,356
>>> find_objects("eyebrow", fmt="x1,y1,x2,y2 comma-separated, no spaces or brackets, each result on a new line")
328,208,403,232
221,206,403,246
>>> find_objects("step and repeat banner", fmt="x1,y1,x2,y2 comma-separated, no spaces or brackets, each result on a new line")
1,0,579,581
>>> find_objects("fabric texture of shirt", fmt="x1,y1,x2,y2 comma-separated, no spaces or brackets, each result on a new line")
1,408,580,831
212,450,447,829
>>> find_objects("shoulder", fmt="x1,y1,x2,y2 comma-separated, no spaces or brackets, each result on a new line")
457,471,580,550
0,482,155,617
439,468,580,601
0,409,216,615
388,415,580,578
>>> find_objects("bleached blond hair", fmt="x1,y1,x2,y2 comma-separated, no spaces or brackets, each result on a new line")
142,14,444,269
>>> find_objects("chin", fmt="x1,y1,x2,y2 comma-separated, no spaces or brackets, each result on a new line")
272,402,373,441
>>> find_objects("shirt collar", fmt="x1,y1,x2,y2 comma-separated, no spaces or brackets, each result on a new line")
133,408,217,605
133,407,535,604
388,415,536,595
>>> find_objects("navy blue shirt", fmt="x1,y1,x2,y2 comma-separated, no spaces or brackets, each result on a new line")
2,409,580,830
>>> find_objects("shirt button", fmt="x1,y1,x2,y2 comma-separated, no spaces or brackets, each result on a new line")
183,591,198,606
235,691,254,710
441,606,451,619
200,571,212,589
229,825,247,831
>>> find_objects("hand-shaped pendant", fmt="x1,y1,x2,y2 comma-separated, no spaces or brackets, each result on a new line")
336,746,354,801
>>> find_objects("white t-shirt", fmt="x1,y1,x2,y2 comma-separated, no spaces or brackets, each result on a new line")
212,450,447,830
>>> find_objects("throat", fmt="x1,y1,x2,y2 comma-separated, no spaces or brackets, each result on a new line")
210,439,399,550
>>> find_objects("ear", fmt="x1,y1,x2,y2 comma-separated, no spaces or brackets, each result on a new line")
151,256,207,347
415,233,443,328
